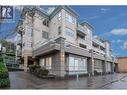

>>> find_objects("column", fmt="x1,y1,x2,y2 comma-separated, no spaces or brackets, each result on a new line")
102,60,106,74
111,62,114,73
55,37,65,77
87,57,94,76
24,56,28,71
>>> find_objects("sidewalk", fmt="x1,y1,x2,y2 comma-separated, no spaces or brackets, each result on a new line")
9,71,127,89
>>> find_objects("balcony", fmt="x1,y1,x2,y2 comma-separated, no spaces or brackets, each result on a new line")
92,38,105,48
33,37,61,57
77,37,87,46
77,24,87,35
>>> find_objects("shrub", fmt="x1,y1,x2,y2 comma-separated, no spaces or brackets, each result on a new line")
0,57,10,88
0,71,9,78
41,69,49,76
0,78,10,88
37,68,49,78
34,68,41,76
29,65,41,74
29,65,49,78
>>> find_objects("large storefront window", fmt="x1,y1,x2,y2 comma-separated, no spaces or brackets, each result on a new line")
106,62,111,72
94,59,103,72
46,57,52,69
39,57,52,69
40,58,45,67
69,56,87,72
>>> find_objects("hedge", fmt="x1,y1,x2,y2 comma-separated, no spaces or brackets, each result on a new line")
29,65,49,78
0,57,10,88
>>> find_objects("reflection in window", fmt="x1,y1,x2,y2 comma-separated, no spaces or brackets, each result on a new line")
46,57,52,69
66,13,76,24
69,56,87,71
66,27,75,37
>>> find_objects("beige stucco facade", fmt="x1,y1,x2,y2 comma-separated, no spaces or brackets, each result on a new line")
16,6,118,77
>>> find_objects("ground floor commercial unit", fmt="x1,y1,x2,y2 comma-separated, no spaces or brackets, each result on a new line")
30,37,118,77
34,51,118,77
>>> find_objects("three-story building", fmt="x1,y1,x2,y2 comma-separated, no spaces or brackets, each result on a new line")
16,6,118,77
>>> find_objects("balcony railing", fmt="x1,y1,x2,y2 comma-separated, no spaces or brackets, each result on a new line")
33,36,61,50
77,24,87,35
77,37,87,45
92,38,105,47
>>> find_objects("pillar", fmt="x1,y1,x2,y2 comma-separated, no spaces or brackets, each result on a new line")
102,60,106,74
87,57,94,76
55,37,65,77
111,62,114,73
24,56,28,71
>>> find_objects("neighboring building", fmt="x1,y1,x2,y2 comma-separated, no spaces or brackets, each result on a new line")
16,6,118,77
5,52,18,67
118,57,127,72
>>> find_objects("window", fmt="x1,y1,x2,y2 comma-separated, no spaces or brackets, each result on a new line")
66,13,76,24
43,19,49,27
66,27,75,37
58,26,61,35
79,44,87,49
69,57,75,71
69,56,87,71
58,12,61,20
78,35,85,40
27,28,32,37
27,42,32,47
94,60,103,72
46,57,52,69
40,58,45,67
42,31,48,39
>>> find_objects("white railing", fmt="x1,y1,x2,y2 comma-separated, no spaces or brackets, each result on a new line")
77,37,88,46
77,24,88,34
33,36,61,50
65,40,90,52
92,47,105,55
93,38,105,47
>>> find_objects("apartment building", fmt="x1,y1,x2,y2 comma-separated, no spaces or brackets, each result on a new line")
16,6,118,77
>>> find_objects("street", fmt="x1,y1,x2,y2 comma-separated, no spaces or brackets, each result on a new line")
8,71,127,89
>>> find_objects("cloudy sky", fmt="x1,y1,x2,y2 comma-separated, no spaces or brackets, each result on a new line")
0,5,127,56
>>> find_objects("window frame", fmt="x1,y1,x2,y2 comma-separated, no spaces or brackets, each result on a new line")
65,27,75,37
65,13,76,24
42,31,49,39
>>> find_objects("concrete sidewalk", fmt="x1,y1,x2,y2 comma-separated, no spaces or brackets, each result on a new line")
9,71,127,89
